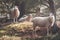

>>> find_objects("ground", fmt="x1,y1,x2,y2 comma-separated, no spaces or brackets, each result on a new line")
0,21,60,40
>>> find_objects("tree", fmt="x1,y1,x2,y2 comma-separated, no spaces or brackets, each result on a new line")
18,1,26,19
38,0,56,22
0,0,58,20
48,0,56,22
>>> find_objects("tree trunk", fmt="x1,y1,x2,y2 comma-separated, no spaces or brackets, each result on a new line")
48,0,56,22
19,1,26,19
14,0,26,19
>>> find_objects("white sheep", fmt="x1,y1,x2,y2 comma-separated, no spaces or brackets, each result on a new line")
19,15,28,22
10,6,20,23
32,13,55,36
19,14,33,22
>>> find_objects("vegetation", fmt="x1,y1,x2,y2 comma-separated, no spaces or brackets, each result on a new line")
0,0,60,40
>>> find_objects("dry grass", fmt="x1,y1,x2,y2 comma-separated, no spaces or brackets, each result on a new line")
0,21,60,40
0,35,22,40
5,21,33,31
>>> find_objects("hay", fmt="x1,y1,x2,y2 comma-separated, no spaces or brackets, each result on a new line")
6,21,33,31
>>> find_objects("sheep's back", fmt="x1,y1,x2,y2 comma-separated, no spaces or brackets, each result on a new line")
32,17,51,27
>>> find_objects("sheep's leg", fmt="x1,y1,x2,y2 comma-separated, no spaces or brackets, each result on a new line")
32,27,35,38
33,25,36,39
46,26,49,40
13,18,15,23
15,18,17,22
47,27,49,36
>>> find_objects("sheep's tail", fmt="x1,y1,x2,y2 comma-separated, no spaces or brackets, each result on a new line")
50,14,55,27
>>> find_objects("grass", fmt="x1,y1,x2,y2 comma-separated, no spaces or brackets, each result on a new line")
0,21,60,40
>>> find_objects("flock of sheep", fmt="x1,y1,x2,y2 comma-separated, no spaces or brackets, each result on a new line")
9,6,55,36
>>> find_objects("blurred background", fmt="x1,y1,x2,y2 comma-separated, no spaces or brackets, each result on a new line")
0,0,60,21
0,0,60,40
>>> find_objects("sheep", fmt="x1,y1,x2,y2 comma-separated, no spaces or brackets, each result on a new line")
32,13,55,36
10,6,20,23
18,15,28,22
26,14,33,22
19,14,33,22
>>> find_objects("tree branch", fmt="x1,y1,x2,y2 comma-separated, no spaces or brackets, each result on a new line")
42,3,49,8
